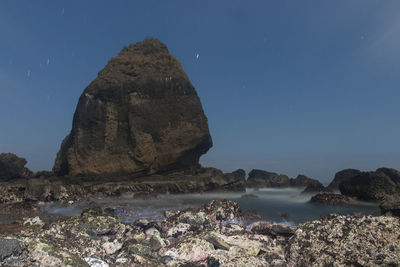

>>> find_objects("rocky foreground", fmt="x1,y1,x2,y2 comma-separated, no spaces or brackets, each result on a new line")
1,200,399,267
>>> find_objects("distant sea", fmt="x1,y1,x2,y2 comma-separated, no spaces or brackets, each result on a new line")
43,188,380,225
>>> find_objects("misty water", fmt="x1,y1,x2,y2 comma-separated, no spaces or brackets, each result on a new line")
42,188,380,225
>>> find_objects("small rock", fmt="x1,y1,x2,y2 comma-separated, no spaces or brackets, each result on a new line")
102,240,123,255
23,216,44,227
84,257,109,267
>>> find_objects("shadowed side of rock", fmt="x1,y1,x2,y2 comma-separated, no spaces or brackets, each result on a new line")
0,153,32,181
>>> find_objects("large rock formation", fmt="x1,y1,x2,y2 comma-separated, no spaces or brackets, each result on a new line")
53,38,212,176
340,167,400,201
327,168,361,190
0,153,32,181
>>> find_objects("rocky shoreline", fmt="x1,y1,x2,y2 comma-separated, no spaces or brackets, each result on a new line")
0,199,399,266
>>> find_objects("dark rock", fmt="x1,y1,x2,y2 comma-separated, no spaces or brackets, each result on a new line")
309,193,355,205
200,199,242,222
243,209,262,223
327,169,361,190
246,169,290,188
301,183,333,194
339,167,400,201
0,201,39,215
290,174,322,188
379,196,400,217
0,238,26,261
53,38,212,177
81,206,103,216
0,153,32,181
249,221,295,237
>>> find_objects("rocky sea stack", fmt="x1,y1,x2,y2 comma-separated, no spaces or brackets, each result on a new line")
54,38,212,177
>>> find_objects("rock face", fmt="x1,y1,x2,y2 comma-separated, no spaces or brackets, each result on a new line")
340,167,400,201
0,153,32,181
327,168,361,190
53,38,212,176
246,169,290,188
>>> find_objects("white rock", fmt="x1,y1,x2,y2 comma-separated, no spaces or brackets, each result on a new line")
102,240,123,255
23,216,44,227
84,257,109,267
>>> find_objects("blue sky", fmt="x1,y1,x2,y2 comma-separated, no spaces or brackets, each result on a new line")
1,1,399,182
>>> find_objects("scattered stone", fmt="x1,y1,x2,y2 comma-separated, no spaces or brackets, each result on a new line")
102,240,123,255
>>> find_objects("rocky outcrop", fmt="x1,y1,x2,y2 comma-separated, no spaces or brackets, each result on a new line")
289,174,322,188
309,193,355,205
0,167,245,203
339,167,400,201
53,38,212,177
327,168,361,190
2,200,399,266
0,153,32,181
246,169,290,188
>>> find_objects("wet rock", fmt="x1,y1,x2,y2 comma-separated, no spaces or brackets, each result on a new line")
53,38,212,177
206,232,230,250
309,193,355,205
200,199,242,222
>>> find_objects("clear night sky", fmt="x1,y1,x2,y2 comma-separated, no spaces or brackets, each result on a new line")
1,1,399,182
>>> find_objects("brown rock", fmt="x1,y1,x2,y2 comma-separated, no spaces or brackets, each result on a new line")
53,38,212,177
0,153,32,181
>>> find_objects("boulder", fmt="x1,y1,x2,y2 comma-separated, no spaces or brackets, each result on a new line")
327,169,361,190
379,196,400,217
0,153,32,181
53,38,212,177
246,169,290,188
339,167,400,201
289,174,322,188
309,193,355,205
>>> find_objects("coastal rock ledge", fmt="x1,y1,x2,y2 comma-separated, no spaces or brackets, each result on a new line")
54,38,212,177
1,200,399,266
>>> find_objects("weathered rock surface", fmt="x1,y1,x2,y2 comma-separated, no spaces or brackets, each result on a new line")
340,167,400,201
1,200,399,266
53,38,212,177
246,169,290,188
287,214,400,266
0,153,32,181
327,168,361,190
309,193,355,205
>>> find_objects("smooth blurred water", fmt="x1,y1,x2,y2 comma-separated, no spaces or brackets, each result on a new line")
41,188,380,225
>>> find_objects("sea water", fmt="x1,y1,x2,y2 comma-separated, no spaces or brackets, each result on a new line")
42,188,380,225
